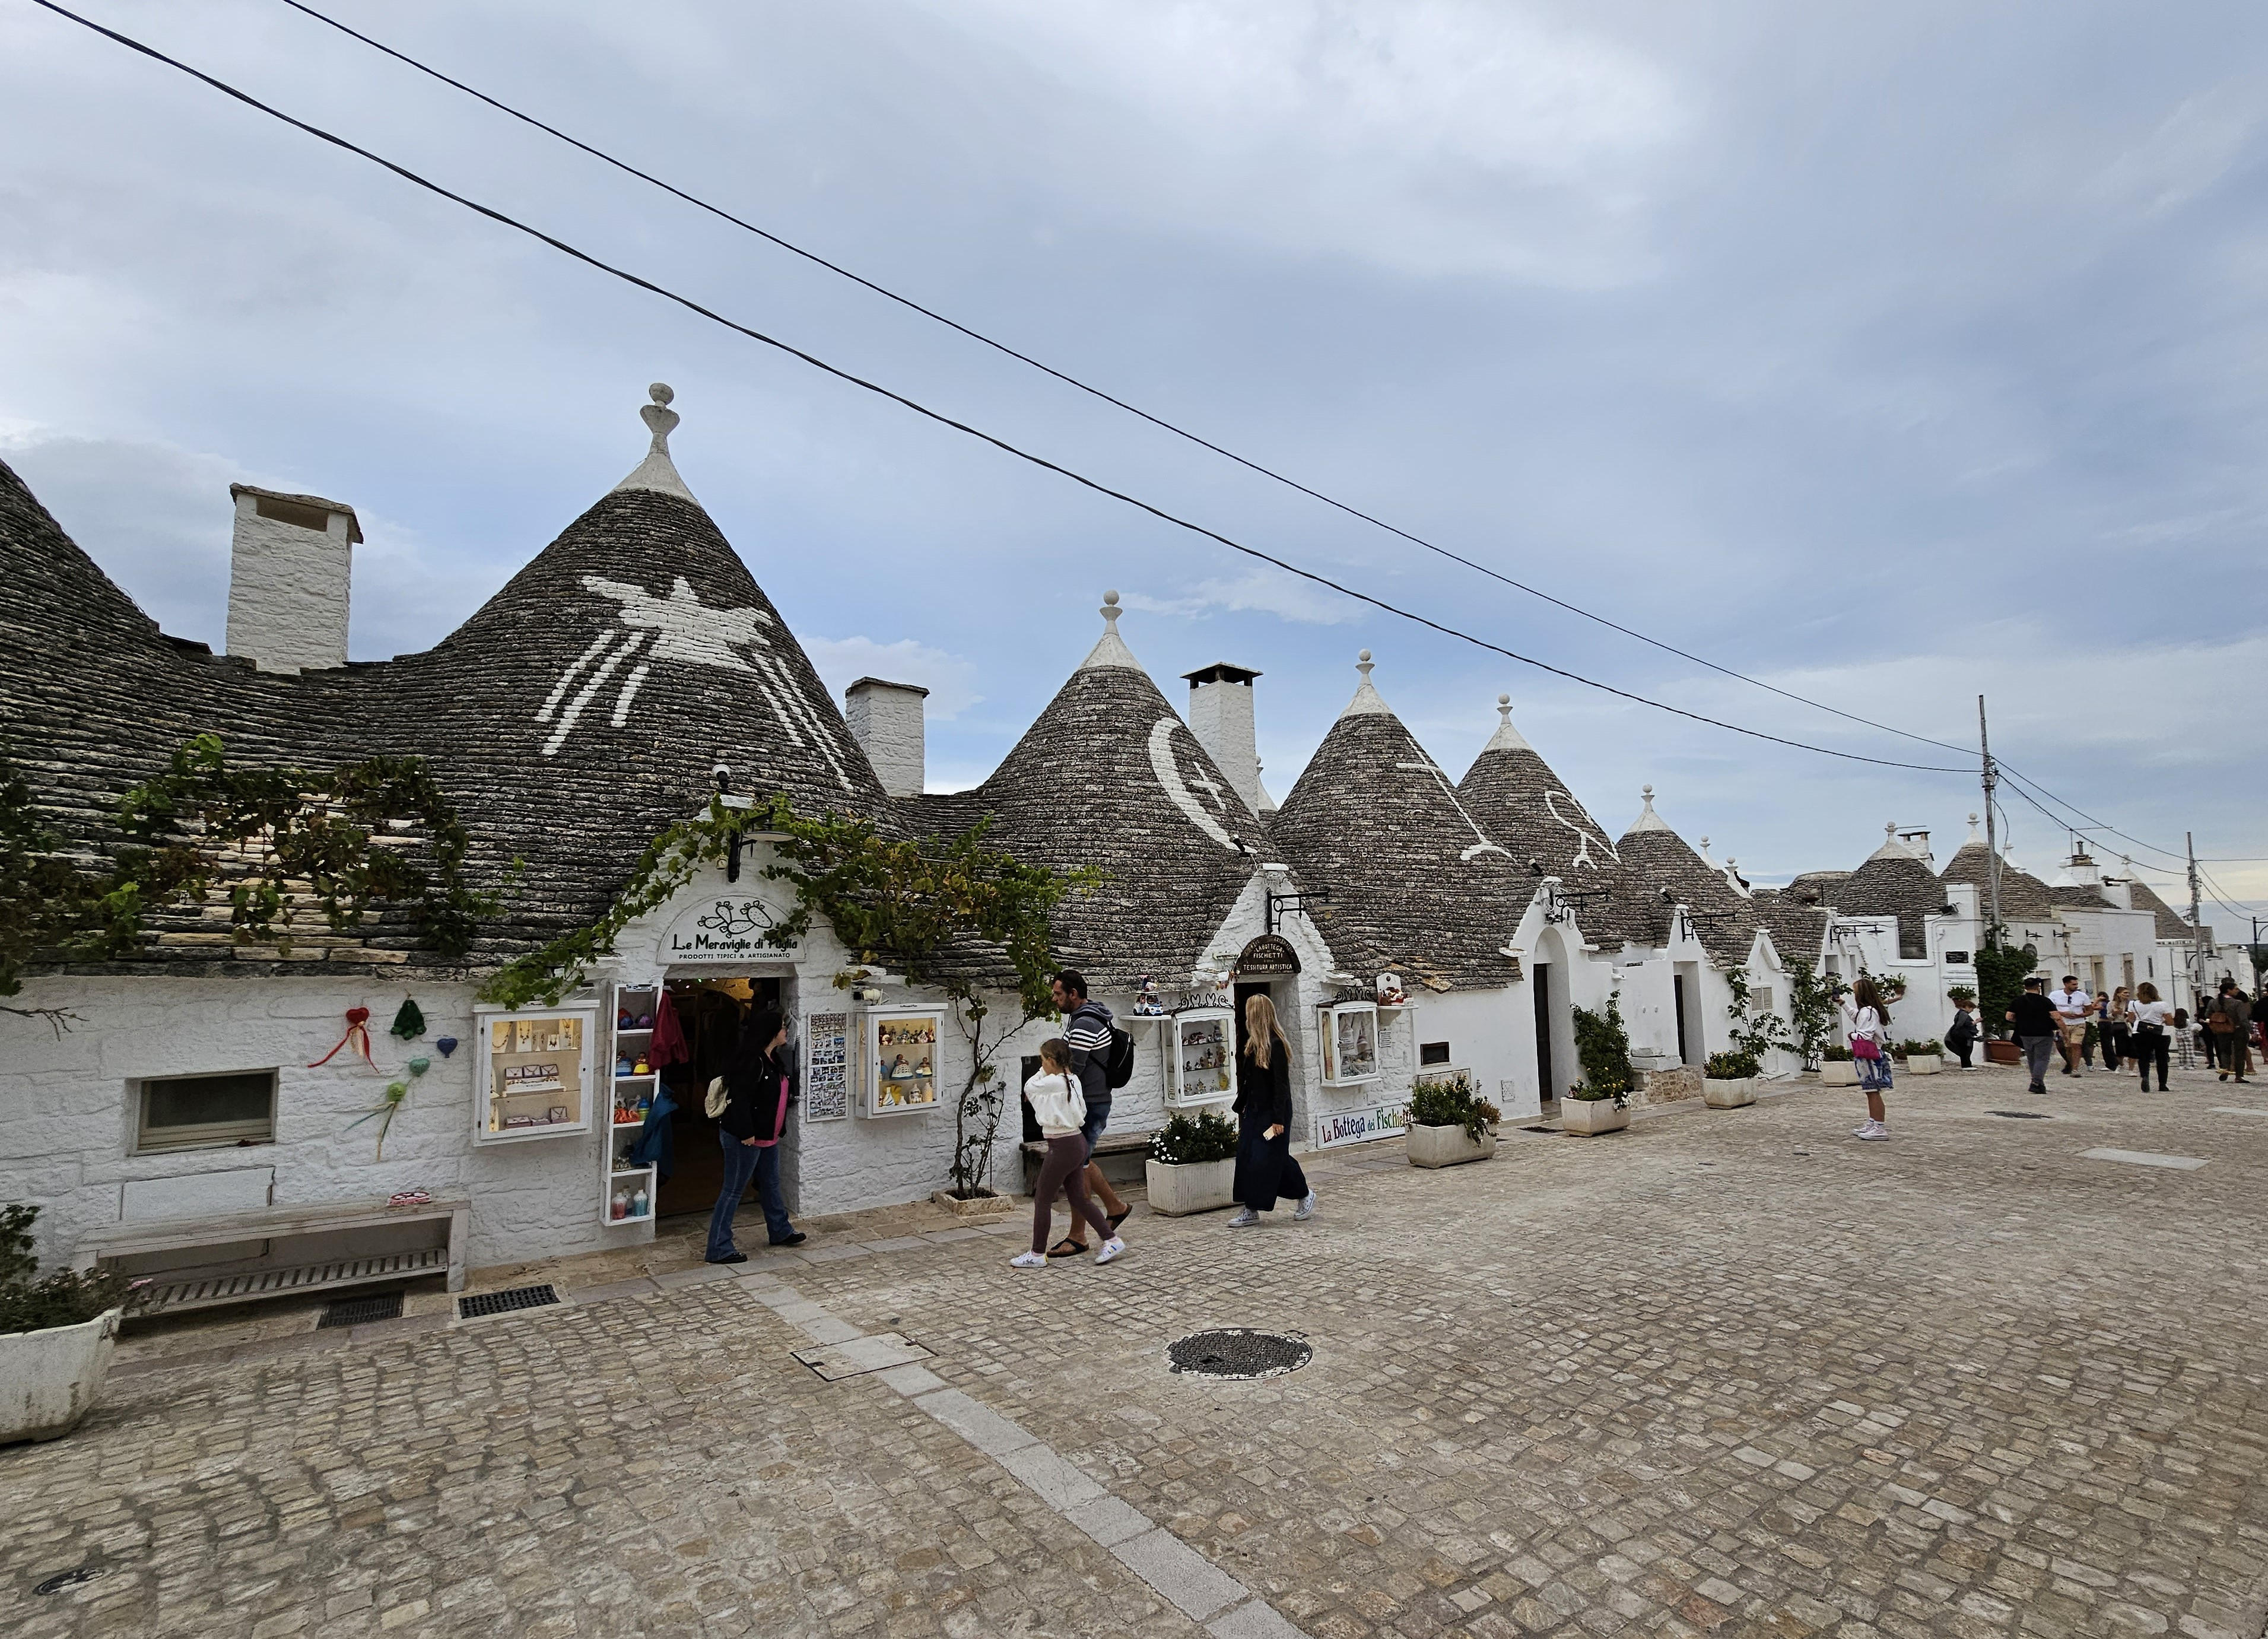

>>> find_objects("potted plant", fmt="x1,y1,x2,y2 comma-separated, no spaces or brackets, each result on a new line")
1,1205,136,1444
1819,1044,1859,1087
1566,998,1634,1135
1901,1039,1945,1076
1405,1073,1501,1168
1703,1050,1760,1107
1146,1111,1240,1215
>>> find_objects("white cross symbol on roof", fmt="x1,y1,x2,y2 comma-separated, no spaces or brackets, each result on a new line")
1183,761,1227,810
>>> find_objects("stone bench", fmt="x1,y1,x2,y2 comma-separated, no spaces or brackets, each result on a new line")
1018,1129,1154,1194
71,1197,469,1317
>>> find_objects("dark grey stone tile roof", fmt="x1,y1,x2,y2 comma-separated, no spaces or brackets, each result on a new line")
1613,810,1762,968
1,455,891,973
900,649,1272,994
1786,871,1851,904
1749,888,1829,967
2126,878,2200,942
1272,688,1523,992
1835,844,1947,960
1455,711,1646,947
1939,840,2057,920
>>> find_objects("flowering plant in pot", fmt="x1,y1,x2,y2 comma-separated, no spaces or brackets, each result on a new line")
1,1205,139,1443
1703,1049,1761,1107
1405,1073,1501,1168
1564,999,1634,1134
1146,1111,1240,1215
1899,1038,1946,1075
1819,1043,1860,1086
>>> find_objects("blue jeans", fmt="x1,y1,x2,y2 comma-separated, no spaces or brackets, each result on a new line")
706,1131,794,1259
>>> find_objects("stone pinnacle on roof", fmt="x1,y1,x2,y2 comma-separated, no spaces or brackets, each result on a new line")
1482,693,1534,753
1867,820,1915,862
1079,589,1142,671
1628,784,1671,832
1341,649,1392,717
611,382,699,504
1965,812,1982,845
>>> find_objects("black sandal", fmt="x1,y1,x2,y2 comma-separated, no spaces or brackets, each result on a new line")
1107,1209,1131,1230
1047,1237,1087,1259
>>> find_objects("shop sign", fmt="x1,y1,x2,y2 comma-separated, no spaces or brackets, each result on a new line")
1313,1100,1407,1150
662,894,803,964
1235,934,1301,977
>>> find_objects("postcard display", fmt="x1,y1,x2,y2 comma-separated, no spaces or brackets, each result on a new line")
1166,1009,1235,1109
1318,1000,1383,1087
865,1006,945,1117
473,1006,597,1145
602,984,660,1227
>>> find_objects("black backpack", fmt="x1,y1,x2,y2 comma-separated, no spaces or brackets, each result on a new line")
1104,1023,1137,1090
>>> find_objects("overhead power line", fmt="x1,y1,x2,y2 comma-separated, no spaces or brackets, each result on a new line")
29,0,1974,775
272,0,1987,765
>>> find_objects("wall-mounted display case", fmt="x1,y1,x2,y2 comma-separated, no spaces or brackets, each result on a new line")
472,1005,597,1144
1167,1009,1235,1109
1318,1000,1381,1087
866,1005,944,1117
602,983,659,1226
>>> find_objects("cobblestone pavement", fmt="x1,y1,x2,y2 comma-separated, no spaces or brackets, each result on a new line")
5,1058,2266,1638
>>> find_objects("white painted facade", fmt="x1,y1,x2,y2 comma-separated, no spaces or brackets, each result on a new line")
223,485,357,674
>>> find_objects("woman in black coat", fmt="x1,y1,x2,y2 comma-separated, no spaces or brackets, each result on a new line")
704,1008,805,1262
1228,993,1314,1227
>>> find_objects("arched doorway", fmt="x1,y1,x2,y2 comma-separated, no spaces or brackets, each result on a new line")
1533,928,1577,1104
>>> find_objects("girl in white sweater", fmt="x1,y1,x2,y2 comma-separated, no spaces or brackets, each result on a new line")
1012,1038,1123,1268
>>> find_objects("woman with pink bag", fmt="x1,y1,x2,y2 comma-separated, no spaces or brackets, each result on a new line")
706,1008,804,1263
1840,976,1894,1141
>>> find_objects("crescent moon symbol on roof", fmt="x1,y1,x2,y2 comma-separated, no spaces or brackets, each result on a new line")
1148,717,1240,853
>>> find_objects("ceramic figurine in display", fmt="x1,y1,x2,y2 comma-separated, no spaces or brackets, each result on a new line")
610,1189,629,1221
1376,972,1406,1006
631,1187,649,1218
633,1054,650,1075
615,1054,632,1077
1134,976,1164,1017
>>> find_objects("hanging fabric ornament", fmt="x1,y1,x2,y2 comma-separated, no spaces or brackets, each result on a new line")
309,1007,374,1069
405,1056,431,1078
345,1081,412,1160
434,1036,459,1059
390,999,427,1041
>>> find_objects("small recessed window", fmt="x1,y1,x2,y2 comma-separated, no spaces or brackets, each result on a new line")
1418,1041,1451,1067
136,1071,277,1154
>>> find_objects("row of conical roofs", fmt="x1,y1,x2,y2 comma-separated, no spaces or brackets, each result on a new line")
0,386,1825,984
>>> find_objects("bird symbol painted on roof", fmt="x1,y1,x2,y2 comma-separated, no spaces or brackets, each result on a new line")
1543,790,1621,868
536,574,856,790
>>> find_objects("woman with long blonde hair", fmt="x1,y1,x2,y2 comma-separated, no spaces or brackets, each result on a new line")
1228,992,1315,1227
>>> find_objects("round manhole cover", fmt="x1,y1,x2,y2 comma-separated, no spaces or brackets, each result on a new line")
1167,1329,1311,1381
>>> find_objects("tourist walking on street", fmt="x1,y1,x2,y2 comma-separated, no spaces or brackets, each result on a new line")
2211,980,2254,1082
2009,977,2060,1095
1228,992,1315,1225
1011,1038,1123,1268
706,1008,803,1264
2101,987,2131,1073
2127,983,2172,1092
1046,970,1131,1257
1945,995,1979,1069
2048,976,2091,1076
1841,977,1894,1140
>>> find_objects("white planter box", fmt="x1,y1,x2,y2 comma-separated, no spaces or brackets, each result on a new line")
1703,1077,1758,1108
1561,1099,1629,1136
0,1306,121,1444
1819,1061,1859,1087
1406,1123,1498,1168
1904,1053,1944,1076
1144,1157,1236,1216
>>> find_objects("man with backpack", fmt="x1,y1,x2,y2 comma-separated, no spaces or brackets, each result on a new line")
1047,969,1133,1257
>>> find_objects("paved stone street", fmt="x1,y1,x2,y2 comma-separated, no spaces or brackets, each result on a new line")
7,1058,2267,1638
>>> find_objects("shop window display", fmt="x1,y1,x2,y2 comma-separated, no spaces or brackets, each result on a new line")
1167,1009,1235,1108
1319,1001,1381,1087
473,1006,595,1143
866,1006,944,1116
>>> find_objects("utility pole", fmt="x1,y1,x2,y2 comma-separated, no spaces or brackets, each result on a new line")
2188,831,2209,1005
1978,695,2002,945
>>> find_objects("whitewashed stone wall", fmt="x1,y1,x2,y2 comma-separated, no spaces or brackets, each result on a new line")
224,492,352,673
0,973,611,1270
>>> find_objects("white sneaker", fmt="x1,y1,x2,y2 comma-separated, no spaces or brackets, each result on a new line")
1009,1251,1047,1269
1294,1191,1317,1221
1857,1123,1889,1142
1851,1121,1877,1138
1227,1208,1262,1228
1095,1237,1126,1265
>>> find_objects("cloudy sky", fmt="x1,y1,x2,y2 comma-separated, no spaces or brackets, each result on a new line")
3,1,2263,922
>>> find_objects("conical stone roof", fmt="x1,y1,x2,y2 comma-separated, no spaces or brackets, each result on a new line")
1457,694,1644,944
1272,653,1522,992
363,387,889,957
906,593,1270,991
1614,787,1761,966
1836,825,1946,959
1939,833,2055,920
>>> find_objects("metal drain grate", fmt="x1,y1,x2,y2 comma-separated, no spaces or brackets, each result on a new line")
317,1291,404,1329
1167,1328,1311,1381
1988,1110,2051,1120
456,1283,560,1320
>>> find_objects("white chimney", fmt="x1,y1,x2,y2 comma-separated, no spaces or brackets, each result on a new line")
225,484,359,673
844,677,927,796
1183,662,1272,815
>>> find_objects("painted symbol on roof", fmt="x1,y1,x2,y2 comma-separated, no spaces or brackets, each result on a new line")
535,575,857,792
1396,738,1511,863
1544,790,1621,868
1149,718,1241,853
